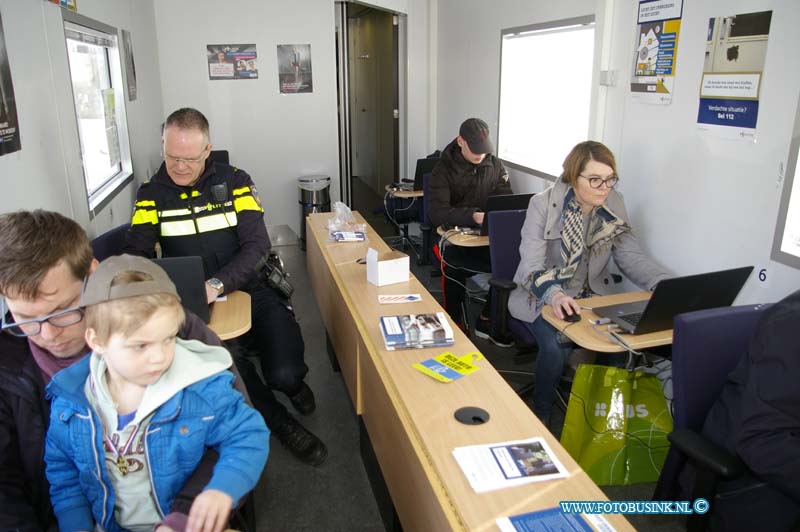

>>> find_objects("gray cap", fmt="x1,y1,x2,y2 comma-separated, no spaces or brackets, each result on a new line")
81,254,179,307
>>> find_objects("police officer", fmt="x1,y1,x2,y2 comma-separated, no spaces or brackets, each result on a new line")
124,108,327,466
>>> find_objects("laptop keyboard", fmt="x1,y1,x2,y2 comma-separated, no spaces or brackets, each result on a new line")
617,312,643,327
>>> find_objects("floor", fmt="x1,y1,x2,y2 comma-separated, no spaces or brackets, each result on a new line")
252,216,685,531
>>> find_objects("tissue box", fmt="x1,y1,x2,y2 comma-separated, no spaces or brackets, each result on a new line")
366,248,409,286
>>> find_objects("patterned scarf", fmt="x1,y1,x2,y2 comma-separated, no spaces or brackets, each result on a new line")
528,189,628,299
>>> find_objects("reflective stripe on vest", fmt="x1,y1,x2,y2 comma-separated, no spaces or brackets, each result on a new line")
196,212,238,233
131,208,158,226
160,219,196,237
160,208,192,218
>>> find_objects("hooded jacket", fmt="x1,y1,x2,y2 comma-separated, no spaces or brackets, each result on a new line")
45,338,269,532
0,313,223,532
428,138,511,228
124,160,270,294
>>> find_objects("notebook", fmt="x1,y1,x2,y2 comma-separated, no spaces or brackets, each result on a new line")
593,266,753,334
152,256,211,323
480,193,534,236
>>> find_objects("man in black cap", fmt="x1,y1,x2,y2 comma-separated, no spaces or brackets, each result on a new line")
429,118,512,343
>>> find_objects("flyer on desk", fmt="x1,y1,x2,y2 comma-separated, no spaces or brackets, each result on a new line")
497,507,616,532
453,437,568,493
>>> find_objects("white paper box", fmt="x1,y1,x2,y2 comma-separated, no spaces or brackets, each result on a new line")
366,247,409,286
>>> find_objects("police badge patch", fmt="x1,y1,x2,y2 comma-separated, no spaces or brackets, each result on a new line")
250,184,263,207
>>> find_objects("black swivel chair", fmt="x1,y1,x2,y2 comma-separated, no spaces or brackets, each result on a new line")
654,304,769,531
210,149,230,165
91,223,131,261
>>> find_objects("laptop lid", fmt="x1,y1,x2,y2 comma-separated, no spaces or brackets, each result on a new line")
412,157,439,191
480,193,534,235
152,256,211,323
594,266,754,334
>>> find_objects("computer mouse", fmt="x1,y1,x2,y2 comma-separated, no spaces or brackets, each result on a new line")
563,313,581,323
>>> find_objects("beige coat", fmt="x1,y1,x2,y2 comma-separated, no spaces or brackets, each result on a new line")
508,179,669,323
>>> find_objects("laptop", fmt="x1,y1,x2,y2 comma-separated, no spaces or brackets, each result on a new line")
479,193,534,235
152,256,211,323
593,266,753,334
411,157,440,191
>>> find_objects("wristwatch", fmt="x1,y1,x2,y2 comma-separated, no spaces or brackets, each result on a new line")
207,278,224,293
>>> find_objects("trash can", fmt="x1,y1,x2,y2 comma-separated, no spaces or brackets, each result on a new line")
298,175,331,250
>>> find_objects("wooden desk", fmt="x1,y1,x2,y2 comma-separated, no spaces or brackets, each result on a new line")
307,212,633,532
437,226,489,247
542,291,673,353
208,290,252,340
385,184,424,198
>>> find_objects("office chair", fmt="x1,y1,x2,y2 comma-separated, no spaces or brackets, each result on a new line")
485,209,540,396
91,223,131,261
210,149,230,165
653,304,769,532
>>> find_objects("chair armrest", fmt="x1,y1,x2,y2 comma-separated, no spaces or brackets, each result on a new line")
668,429,745,480
489,278,516,292
489,277,516,339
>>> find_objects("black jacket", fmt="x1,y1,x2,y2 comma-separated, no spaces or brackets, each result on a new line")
124,160,270,293
428,138,511,228
0,313,222,531
703,289,800,504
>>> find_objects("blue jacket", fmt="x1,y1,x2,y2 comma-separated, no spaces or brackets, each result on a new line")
45,354,269,532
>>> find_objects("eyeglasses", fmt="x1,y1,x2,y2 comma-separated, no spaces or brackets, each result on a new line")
162,146,209,165
579,174,619,189
1,298,84,338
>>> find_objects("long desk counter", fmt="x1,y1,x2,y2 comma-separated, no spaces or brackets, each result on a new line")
306,212,633,532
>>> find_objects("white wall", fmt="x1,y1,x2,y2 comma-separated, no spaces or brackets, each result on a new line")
0,0,164,237
436,0,800,303
153,0,432,236
153,0,340,237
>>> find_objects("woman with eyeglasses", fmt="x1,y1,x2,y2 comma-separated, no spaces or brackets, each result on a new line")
508,140,669,425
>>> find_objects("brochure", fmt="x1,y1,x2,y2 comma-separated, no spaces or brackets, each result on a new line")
379,312,454,350
412,351,482,383
452,437,568,493
378,294,422,304
331,230,366,242
497,507,616,532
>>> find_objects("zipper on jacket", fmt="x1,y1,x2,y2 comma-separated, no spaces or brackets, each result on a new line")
80,408,109,528
143,404,182,518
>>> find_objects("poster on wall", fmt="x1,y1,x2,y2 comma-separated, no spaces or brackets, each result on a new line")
101,89,120,166
696,11,772,140
47,0,77,11
630,0,683,105
0,12,21,156
121,29,137,101
207,44,258,80
277,44,313,94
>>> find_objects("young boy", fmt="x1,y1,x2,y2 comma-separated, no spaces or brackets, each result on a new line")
45,255,269,532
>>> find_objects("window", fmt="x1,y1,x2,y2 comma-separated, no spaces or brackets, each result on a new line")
63,12,132,214
498,17,595,179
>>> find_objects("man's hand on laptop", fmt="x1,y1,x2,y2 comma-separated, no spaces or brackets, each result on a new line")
550,292,581,320
472,211,485,225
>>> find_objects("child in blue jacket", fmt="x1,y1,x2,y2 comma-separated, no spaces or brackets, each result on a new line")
45,255,269,532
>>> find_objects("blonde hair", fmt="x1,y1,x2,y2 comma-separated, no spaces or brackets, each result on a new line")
84,271,185,345
561,141,618,187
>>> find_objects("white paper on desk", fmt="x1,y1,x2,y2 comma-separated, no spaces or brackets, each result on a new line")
215,295,228,302
452,437,568,493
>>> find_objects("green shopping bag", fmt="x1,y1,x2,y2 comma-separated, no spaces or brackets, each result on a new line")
560,364,672,486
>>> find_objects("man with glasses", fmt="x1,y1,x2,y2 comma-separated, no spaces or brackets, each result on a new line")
428,118,512,343
507,141,668,424
0,210,241,531
124,107,327,466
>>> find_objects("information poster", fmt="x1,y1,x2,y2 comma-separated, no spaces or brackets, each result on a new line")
48,0,77,11
0,11,21,156
277,44,313,94
207,44,258,80
697,11,772,140
121,29,136,101
630,0,683,105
